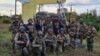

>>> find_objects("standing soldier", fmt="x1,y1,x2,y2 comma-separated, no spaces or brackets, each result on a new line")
86,22,97,52
35,19,42,32
11,16,21,53
53,22,60,36
78,19,86,46
68,19,77,49
44,28,57,55
11,16,20,40
26,18,36,43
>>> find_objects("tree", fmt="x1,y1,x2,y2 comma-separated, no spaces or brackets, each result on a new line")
80,13,100,31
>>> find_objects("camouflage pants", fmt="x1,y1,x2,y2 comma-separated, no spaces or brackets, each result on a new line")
57,41,64,52
32,47,41,56
45,41,57,53
14,43,29,56
87,43,93,52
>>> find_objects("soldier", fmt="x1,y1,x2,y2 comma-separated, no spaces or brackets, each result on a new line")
32,31,45,56
57,28,68,53
11,16,21,53
11,16,20,40
26,18,36,43
53,22,60,36
44,28,57,55
78,19,86,46
14,28,29,56
35,19,42,32
86,22,97,52
68,19,77,49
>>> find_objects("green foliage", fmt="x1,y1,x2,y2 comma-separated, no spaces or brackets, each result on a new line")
0,28,12,56
80,13,100,31
2,19,11,24
0,15,11,24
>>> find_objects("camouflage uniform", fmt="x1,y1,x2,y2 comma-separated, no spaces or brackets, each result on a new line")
78,21,86,45
68,20,78,49
53,22,60,36
26,22,36,43
57,33,67,52
14,31,29,56
44,32,57,54
32,31,45,56
11,19,20,38
86,25,96,52
11,18,21,54
68,21,77,43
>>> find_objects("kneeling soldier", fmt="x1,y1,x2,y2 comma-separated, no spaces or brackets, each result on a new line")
32,31,45,56
44,28,57,55
14,28,29,56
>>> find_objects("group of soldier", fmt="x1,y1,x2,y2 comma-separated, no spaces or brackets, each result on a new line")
11,14,97,56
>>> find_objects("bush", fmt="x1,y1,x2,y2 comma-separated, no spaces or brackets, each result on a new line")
2,19,11,24
0,16,11,24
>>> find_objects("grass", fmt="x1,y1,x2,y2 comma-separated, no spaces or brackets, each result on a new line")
0,24,12,56
0,24,100,56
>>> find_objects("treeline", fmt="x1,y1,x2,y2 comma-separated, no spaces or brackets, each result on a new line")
79,13,100,31
0,16,11,24
65,12,100,31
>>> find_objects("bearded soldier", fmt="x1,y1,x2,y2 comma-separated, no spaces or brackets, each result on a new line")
26,19,36,43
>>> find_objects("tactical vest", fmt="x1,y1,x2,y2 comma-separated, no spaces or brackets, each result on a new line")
34,38,42,47
57,34,65,44
12,22,20,33
69,23,77,36
79,25,85,35
18,34,27,47
57,34,65,41
87,27,94,37
46,34,55,41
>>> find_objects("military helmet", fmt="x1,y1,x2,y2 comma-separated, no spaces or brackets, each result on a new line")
19,26,25,33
